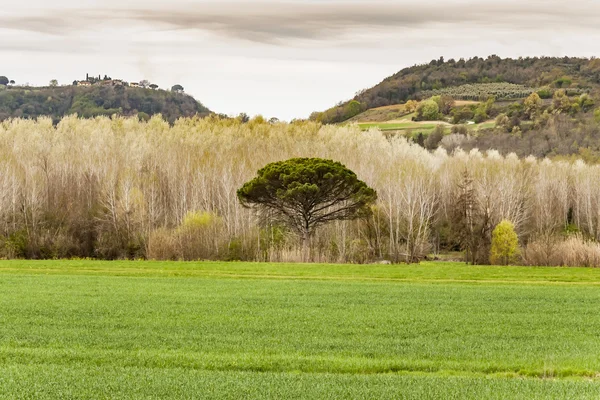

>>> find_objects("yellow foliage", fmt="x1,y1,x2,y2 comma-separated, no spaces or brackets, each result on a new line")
490,220,520,265
404,100,419,113
180,211,221,231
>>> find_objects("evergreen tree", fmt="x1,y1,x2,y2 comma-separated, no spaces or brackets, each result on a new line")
238,158,377,260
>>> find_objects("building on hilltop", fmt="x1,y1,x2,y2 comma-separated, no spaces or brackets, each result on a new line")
77,74,126,87
100,79,123,86
75,74,140,87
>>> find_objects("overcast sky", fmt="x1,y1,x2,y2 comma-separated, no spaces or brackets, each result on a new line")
2,0,600,120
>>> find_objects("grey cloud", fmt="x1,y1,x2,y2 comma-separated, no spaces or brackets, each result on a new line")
1,1,599,45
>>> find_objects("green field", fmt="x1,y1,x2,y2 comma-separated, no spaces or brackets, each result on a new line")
358,122,440,132
357,120,494,135
1,260,600,399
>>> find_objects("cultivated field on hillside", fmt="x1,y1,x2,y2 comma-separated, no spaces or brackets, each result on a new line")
1,260,600,399
356,116,491,135
348,100,482,124
419,82,535,101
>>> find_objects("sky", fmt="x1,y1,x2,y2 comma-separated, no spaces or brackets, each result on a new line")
2,0,600,120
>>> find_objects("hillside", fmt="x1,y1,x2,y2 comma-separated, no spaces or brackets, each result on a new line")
312,56,600,124
0,85,211,123
313,56,600,161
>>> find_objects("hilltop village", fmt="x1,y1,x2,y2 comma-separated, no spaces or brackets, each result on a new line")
73,74,184,93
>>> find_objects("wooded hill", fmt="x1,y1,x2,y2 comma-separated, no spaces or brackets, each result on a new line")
311,56,600,124
0,85,211,123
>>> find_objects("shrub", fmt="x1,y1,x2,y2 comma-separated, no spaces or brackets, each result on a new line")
148,211,227,261
451,106,475,124
176,211,225,260
3,230,29,258
424,125,445,150
594,108,600,123
451,125,468,135
227,238,244,261
405,100,419,113
536,87,553,99
578,94,595,112
473,107,487,123
523,235,600,268
147,228,178,260
552,90,572,113
490,220,520,265
495,113,511,132
346,239,371,264
553,76,573,88
416,100,440,121
138,112,150,122
523,93,542,119
441,133,473,152
433,95,455,115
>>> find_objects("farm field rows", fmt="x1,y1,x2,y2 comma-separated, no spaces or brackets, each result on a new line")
1,261,600,399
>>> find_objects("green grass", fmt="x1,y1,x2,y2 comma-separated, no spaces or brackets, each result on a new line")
2,367,599,399
358,122,439,132
1,260,600,398
475,121,497,130
3,259,600,283
356,119,495,135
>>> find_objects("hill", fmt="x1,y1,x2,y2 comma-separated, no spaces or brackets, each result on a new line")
313,56,600,161
0,85,211,123
312,56,600,124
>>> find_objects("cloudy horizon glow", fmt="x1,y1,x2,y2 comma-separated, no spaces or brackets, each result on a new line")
2,0,600,120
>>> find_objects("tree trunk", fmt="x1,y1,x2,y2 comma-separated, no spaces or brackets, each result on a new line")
301,229,311,262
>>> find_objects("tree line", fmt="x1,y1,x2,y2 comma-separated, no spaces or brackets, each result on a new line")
0,115,599,265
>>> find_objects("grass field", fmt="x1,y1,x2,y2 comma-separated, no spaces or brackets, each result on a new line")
358,121,440,132
356,120,494,135
353,104,496,135
2,260,600,399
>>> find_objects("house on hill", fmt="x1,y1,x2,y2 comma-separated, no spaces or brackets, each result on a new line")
76,73,131,87
129,82,140,88
100,79,123,86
